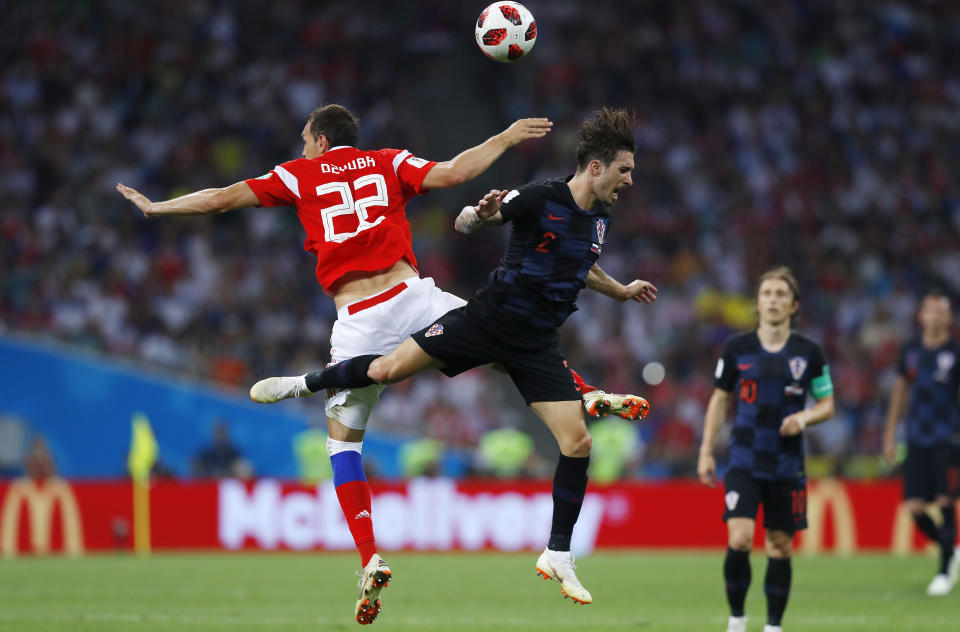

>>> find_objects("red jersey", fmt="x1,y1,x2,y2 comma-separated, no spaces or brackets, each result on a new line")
245,146,437,292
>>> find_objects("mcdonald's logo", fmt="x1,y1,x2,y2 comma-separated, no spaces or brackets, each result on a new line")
1,477,84,558
798,478,857,555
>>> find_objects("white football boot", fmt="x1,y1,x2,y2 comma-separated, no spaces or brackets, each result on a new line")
763,625,783,632
582,390,651,421
249,375,313,403
535,548,592,604
927,572,954,596
726,616,747,632
927,544,960,596
355,554,392,625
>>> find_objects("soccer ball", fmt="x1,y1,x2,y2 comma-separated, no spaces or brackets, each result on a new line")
474,2,537,63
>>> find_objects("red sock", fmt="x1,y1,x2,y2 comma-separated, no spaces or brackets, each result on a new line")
569,368,598,394
335,480,378,567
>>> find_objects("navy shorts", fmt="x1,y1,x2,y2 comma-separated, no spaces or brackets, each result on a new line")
410,301,580,405
723,468,807,533
902,443,960,501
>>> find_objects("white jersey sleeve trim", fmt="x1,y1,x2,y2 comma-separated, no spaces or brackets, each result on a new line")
273,165,301,199
391,150,411,175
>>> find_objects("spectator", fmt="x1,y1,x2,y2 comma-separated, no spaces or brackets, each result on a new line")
192,421,251,479
24,437,54,480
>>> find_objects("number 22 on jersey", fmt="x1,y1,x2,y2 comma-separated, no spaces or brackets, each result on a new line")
316,174,388,243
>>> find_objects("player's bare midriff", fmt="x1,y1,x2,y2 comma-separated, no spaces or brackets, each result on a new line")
329,259,419,309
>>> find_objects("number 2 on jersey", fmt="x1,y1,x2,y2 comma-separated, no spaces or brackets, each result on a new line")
535,231,557,253
316,174,388,243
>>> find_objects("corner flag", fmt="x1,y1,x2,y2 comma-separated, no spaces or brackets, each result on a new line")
127,412,157,555
127,413,158,481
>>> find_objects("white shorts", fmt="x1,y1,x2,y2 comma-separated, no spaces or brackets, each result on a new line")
325,276,466,430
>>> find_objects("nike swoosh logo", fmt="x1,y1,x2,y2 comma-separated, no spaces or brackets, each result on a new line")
738,363,753,370
547,213,566,221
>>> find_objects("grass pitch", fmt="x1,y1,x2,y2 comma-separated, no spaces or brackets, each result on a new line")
1,551,959,631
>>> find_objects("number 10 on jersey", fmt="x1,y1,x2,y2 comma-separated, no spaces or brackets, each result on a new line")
316,174,388,243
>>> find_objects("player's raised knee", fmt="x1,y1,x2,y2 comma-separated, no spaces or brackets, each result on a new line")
561,430,592,458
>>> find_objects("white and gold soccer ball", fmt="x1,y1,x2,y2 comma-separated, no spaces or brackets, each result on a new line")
474,2,537,63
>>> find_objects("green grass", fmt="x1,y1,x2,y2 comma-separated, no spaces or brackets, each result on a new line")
1,551,958,631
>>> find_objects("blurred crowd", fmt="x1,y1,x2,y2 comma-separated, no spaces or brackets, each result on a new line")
3,0,960,479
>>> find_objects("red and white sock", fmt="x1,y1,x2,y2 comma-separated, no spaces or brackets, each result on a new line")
328,438,377,567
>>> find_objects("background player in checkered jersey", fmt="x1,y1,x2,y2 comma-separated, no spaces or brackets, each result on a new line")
697,267,835,632
883,290,960,596
117,104,644,625
252,107,657,606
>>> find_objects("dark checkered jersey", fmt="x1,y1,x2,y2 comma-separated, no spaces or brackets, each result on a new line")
896,339,960,447
714,332,833,481
473,177,610,328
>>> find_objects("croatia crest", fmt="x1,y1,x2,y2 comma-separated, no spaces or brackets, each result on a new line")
935,351,955,382
725,491,740,511
788,356,808,380
937,351,955,371
595,219,607,244
425,323,444,337
592,219,607,254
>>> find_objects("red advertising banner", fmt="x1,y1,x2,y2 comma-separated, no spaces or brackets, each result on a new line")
0,477,953,556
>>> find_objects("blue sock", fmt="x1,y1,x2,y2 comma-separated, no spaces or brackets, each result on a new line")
914,512,940,542
330,450,366,487
765,557,791,626
305,355,379,392
940,505,956,574
547,454,589,551
724,547,751,617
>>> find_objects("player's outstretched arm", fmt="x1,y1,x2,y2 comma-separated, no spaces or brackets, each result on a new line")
116,181,259,218
779,394,835,437
422,118,552,189
698,388,730,487
454,189,507,234
585,264,658,303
